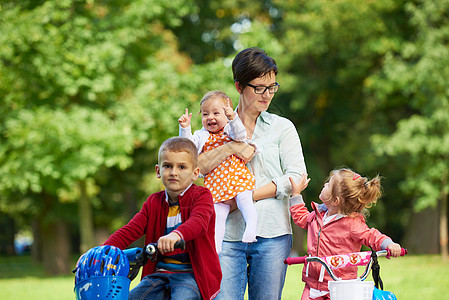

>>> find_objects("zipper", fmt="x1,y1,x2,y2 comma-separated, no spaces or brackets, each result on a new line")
316,223,322,256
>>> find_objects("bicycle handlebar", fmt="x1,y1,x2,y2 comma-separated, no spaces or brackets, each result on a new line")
284,248,407,282
284,248,407,266
124,240,186,280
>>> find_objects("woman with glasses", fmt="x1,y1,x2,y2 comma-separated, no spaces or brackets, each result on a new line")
198,47,307,300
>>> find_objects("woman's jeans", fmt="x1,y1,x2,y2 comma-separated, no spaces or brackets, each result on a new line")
129,272,201,300
215,234,292,300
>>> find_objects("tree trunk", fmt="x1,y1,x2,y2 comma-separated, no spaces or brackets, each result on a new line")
403,207,439,254
78,180,95,253
440,173,448,261
31,218,42,263
0,214,15,255
41,219,71,275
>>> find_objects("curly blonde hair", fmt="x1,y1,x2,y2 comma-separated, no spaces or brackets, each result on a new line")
329,168,382,218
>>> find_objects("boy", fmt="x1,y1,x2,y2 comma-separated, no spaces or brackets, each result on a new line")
104,137,221,299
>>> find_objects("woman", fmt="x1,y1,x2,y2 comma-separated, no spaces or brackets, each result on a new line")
198,47,307,299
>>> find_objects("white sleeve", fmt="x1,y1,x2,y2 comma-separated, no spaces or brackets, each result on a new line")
224,113,247,141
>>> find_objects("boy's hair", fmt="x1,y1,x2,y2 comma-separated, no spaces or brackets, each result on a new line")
232,47,278,87
330,168,382,217
158,137,198,168
200,90,231,112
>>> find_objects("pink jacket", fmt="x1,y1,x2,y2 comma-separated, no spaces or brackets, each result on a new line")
290,200,392,291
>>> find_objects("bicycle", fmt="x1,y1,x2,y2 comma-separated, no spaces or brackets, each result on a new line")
73,240,185,300
284,247,408,300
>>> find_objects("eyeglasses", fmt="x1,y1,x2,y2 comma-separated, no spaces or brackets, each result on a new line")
246,82,280,94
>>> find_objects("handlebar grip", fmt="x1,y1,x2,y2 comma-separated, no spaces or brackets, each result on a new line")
284,256,306,265
386,247,408,258
123,247,144,262
174,240,186,250
145,240,186,255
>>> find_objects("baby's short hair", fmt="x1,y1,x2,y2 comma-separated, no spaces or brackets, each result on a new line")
200,90,231,111
158,137,198,167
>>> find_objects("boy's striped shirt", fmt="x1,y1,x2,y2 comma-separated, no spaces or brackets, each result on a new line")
156,199,192,273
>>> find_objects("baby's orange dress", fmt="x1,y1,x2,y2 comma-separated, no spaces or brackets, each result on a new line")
203,130,255,203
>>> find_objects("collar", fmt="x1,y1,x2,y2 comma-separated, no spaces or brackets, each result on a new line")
313,202,328,213
164,183,193,203
258,110,272,125
312,202,346,221
235,106,272,125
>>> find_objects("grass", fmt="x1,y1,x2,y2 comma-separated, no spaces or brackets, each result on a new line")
0,254,448,299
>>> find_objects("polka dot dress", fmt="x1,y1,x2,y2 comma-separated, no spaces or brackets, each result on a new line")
203,130,255,204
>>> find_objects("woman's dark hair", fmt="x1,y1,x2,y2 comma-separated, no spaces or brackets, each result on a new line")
232,47,278,86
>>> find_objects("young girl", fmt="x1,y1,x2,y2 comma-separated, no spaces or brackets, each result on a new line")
178,90,257,253
289,168,402,300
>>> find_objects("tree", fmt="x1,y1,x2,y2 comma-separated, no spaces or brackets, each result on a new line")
173,0,418,251
0,107,133,272
252,0,414,243
369,0,449,260
0,0,199,273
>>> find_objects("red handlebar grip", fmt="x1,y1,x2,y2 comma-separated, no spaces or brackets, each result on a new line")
386,248,408,258
284,256,306,265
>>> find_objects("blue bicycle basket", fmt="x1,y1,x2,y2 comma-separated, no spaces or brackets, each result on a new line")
74,245,131,300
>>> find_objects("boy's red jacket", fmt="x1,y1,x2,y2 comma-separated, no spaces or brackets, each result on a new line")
104,184,221,299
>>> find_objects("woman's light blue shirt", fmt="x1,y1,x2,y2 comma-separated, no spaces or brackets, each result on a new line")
224,111,307,241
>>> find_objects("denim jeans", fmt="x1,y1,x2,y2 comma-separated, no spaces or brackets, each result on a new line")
215,234,292,300
128,272,201,300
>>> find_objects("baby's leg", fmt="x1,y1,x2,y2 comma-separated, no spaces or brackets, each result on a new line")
214,202,230,254
235,190,257,243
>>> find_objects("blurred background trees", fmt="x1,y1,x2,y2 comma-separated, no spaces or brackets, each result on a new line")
1,0,448,274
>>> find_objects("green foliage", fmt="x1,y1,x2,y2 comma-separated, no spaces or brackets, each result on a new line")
370,0,449,211
1,0,448,255
1,107,133,194
0,0,201,228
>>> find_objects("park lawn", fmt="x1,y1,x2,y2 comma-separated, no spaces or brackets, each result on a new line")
0,254,448,300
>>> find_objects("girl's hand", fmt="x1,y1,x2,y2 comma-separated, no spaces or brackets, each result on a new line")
289,174,310,197
158,232,181,254
178,108,192,128
387,242,402,257
223,98,235,120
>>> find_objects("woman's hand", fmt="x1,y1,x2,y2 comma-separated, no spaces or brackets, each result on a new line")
289,174,310,197
228,141,255,164
198,141,255,175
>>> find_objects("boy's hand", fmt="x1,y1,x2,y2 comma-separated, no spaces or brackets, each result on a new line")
157,232,181,255
289,174,310,197
178,108,192,128
387,242,402,257
223,98,235,120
